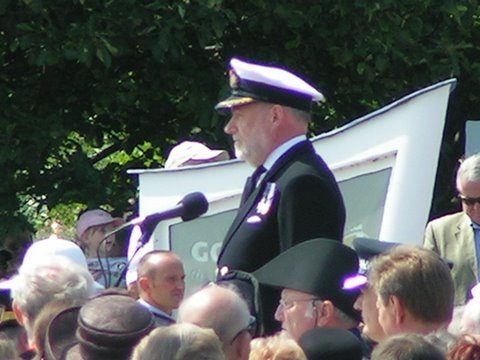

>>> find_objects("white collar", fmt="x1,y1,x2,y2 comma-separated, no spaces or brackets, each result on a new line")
137,298,174,319
263,135,307,171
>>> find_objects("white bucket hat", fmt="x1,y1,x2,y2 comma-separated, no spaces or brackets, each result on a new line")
0,237,104,290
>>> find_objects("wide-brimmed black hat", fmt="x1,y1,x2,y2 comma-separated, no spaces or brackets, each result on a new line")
299,327,363,360
45,294,155,360
253,238,360,321
215,58,324,113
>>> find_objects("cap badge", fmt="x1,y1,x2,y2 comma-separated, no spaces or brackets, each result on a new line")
229,70,240,89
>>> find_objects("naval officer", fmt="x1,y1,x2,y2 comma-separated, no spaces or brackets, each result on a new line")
215,58,346,333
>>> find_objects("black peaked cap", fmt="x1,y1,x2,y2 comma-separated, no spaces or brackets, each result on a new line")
352,237,400,260
352,236,454,269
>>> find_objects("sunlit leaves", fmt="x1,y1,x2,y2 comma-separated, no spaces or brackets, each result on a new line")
1,0,479,236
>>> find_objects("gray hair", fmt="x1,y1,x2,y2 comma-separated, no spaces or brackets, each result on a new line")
333,304,358,329
448,305,466,336
460,297,480,334
287,106,311,123
178,284,251,344
310,299,357,328
131,323,225,360
11,255,95,337
457,153,480,185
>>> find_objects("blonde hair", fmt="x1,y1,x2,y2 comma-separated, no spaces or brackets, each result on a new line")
249,332,306,360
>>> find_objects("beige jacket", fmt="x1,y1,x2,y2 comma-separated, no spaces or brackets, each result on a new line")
424,212,477,305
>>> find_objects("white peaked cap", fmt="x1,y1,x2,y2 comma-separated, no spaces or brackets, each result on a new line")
215,58,324,112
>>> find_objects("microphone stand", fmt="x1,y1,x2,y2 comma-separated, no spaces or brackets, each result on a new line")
99,191,209,288
111,221,158,288
112,239,145,288
96,221,143,289
96,236,111,288
95,219,156,289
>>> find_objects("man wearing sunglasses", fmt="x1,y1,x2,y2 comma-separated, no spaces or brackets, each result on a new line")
424,152,480,305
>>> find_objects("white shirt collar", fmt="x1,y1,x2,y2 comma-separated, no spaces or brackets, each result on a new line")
137,298,174,319
263,135,307,171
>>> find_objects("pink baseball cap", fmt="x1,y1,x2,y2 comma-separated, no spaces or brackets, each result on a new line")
76,209,123,239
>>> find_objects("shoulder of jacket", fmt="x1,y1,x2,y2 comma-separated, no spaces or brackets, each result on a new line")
428,211,466,227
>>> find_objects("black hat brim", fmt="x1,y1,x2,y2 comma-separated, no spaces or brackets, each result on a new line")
253,238,361,321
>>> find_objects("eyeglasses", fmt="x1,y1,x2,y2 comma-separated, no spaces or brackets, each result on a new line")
458,195,480,206
230,315,257,343
278,297,320,310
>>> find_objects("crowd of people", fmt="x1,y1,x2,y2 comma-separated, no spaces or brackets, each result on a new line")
1,57,480,359
3,226,480,359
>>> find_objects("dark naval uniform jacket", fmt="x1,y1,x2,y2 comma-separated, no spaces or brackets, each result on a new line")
217,139,346,333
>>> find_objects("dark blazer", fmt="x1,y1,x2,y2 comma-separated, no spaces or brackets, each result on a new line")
217,140,346,333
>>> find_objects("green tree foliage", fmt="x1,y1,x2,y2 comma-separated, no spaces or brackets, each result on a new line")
1,0,479,237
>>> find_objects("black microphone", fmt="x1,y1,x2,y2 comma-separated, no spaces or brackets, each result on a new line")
143,192,208,224
138,192,209,246
103,192,209,241
101,192,208,288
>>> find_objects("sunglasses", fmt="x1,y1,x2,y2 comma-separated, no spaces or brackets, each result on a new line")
458,195,480,206
230,315,257,343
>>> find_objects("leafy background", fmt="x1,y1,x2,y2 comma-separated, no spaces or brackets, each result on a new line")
1,0,479,240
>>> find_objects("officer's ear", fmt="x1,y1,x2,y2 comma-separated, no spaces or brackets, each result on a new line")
270,104,285,125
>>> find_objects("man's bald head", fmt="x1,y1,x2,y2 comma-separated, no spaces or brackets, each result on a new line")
137,250,185,314
178,284,252,360
137,250,180,277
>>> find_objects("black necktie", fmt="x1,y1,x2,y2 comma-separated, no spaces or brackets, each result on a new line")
241,166,266,204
